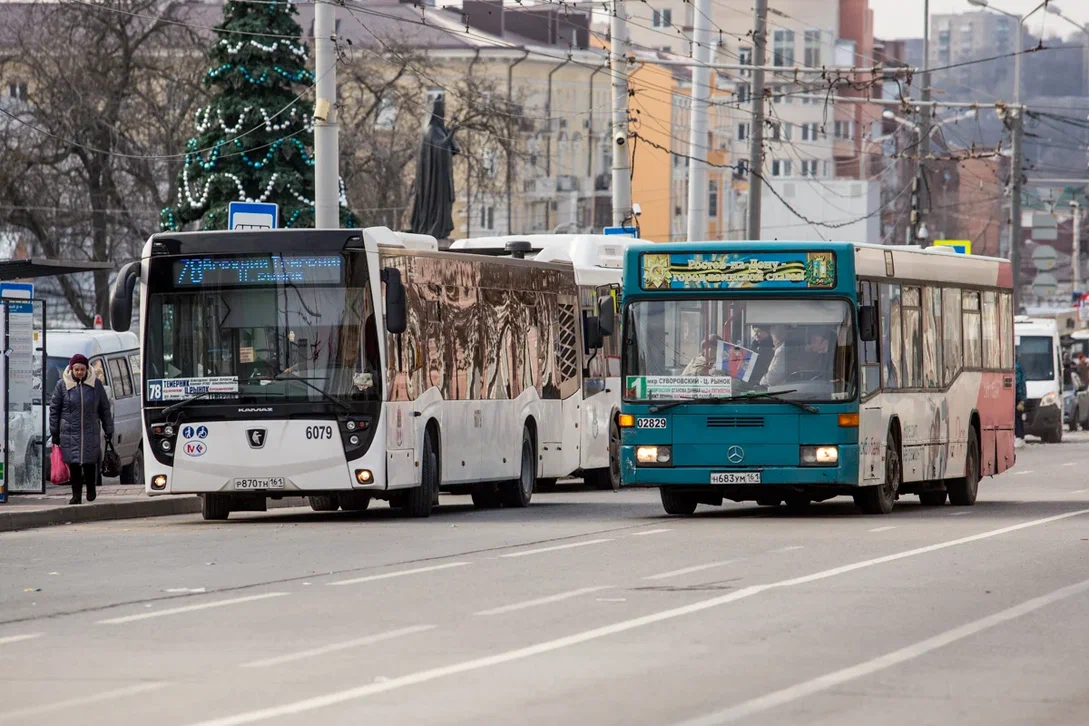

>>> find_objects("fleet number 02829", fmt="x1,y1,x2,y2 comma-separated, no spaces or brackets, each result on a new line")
306,425,334,440
637,417,667,429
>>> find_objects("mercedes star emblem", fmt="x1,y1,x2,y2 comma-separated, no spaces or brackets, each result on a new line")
727,445,745,464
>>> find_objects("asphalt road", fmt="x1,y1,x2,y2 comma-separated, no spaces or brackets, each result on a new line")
2,435,1088,726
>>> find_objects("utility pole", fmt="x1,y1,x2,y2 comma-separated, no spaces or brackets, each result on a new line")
313,0,339,229
745,0,768,240
685,0,712,241
1010,108,1024,312
1073,201,1082,295
610,0,632,227
913,0,931,246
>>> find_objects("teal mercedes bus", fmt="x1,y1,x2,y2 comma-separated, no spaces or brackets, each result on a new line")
619,241,1016,516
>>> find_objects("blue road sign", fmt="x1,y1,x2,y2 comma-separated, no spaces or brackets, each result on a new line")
228,202,279,231
0,282,33,299
603,226,637,238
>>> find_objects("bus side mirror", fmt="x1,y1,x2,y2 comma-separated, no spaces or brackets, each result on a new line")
110,261,140,333
585,319,604,350
381,268,406,335
858,304,877,343
597,294,616,337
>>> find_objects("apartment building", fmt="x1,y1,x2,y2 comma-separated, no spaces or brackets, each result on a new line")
929,10,1019,97
626,0,881,240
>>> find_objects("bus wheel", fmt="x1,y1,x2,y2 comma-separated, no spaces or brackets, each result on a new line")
405,431,438,518
595,419,622,491
919,490,947,506
660,489,698,516
471,483,502,509
201,494,230,521
948,427,980,506
855,433,899,515
308,496,340,512
500,429,535,508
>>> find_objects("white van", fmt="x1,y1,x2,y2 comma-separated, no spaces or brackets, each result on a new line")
1015,316,1063,443
38,330,143,483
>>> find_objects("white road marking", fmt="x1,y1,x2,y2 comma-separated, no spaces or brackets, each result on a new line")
631,528,672,537
1063,462,1077,467
643,560,739,581
0,682,168,722
948,511,971,516
1014,470,1034,475
328,562,470,586
0,633,43,646
774,546,805,552
868,526,897,533
476,586,612,616
183,507,1089,726
499,539,612,559
98,593,288,625
241,625,436,669
1072,489,1087,494
672,577,1089,726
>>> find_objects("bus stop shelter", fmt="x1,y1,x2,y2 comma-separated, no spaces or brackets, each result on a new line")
0,258,115,502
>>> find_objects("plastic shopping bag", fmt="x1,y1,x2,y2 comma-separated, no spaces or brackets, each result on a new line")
50,445,70,485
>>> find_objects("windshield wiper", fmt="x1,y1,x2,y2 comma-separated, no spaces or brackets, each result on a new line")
647,389,818,414
162,390,217,419
258,369,353,413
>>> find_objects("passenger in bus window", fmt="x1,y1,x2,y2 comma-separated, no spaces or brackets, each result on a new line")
681,335,724,376
745,326,772,383
761,325,804,387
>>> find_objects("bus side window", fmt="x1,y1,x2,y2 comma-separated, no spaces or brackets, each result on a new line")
879,284,901,389
943,287,963,382
857,281,880,396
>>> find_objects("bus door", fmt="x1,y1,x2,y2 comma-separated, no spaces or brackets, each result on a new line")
580,285,619,470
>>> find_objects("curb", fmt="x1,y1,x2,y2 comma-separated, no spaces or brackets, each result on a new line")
0,496,310,533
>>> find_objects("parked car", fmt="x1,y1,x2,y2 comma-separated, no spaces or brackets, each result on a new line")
33,330,143,485
1065,371,1089,431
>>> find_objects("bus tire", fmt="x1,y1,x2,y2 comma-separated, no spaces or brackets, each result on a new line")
918,490,948,506
855,432,899,515
500,429,535,508
589,419,622,491
308,496,340,512
201,494,230,521
120,446,143,485
660,488,698,515
405,431,438,518
471,483,502,509
339,493,371,512
948,426,980,506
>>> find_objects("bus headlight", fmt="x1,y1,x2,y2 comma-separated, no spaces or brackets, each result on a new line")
636,445,671,465
801,445,838,465
1041,391,1059,408
161,440,172,452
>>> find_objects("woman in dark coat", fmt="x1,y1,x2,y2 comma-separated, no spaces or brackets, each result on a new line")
49,353,114,504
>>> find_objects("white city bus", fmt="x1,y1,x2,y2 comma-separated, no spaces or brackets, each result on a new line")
450,234,642,490
110,227,615,520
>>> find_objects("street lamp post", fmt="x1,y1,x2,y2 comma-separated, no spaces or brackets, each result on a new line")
966,1,1058,105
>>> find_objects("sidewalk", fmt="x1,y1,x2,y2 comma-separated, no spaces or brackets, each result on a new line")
0,484,308,533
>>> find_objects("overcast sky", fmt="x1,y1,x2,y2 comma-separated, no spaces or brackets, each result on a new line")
872,0,1089,40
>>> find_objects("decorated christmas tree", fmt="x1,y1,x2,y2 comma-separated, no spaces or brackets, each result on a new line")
162,0,354,231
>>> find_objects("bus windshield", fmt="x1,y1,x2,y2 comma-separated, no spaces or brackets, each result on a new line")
623,297,857,402
144,258,379,406
1016,335,1054,382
